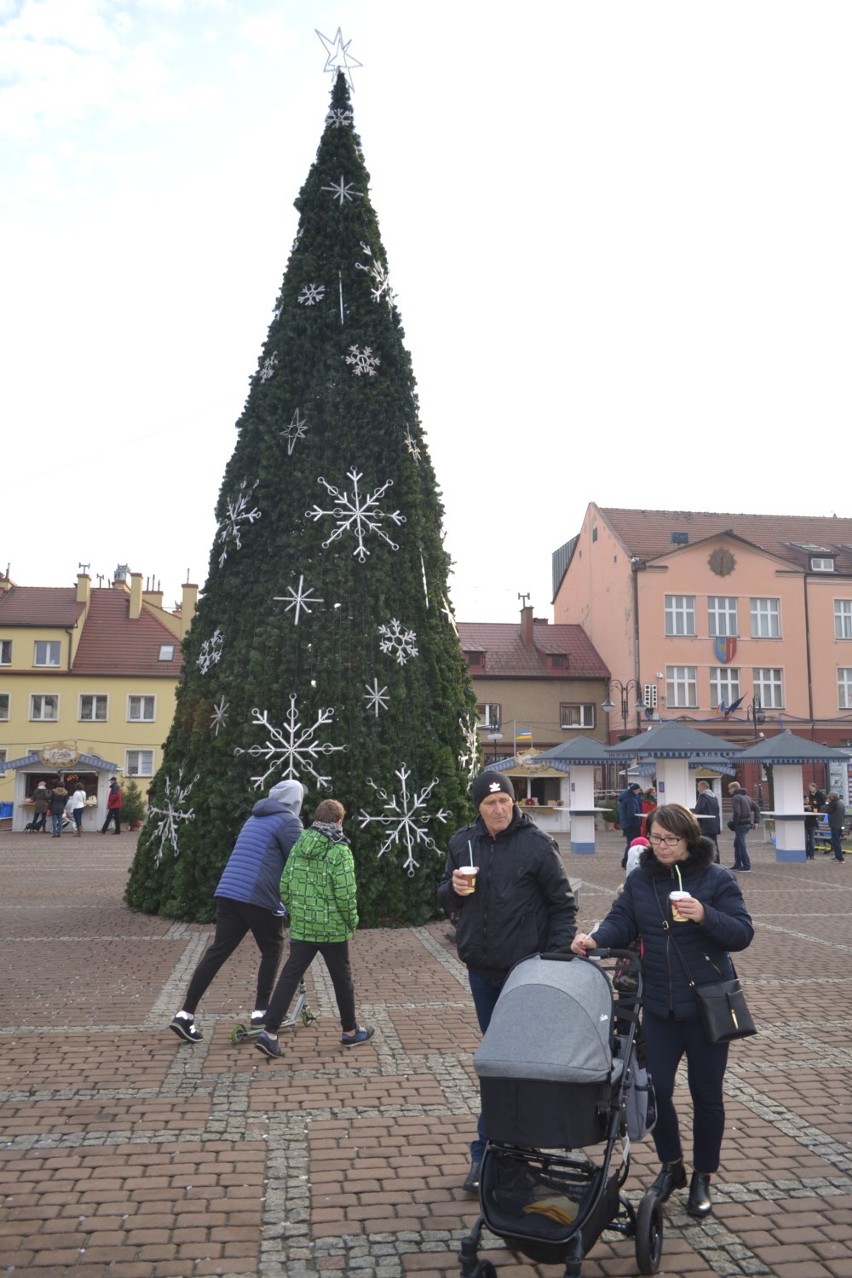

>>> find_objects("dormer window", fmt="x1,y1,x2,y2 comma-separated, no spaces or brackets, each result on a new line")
548,653,567,669
811,557,835,573
466,650,485,669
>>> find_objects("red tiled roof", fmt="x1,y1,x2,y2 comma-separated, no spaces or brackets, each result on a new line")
599,507,852,572
458,620,609,679
72,590,184,677
0,587,84,627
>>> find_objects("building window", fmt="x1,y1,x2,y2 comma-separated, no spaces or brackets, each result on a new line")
158,644,175,661
30,693,59,721
477,702,501,729
128,695,155,722
710,667,741,710
548,653,567,669
707,596,738,638
80,695,108,721
811,557,835,573
33,640,60,667
126,750,154,777
0,748,5,767
560,703,595,729
0,693,8,720
664,595,695,637
466,651,485,669
839,669,852,709
834,600,852,640
666,666,697,708
751,597,780,638
0,640,11,665
753,668,783,709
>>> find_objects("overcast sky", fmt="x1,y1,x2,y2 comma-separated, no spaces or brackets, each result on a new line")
1,0,850,622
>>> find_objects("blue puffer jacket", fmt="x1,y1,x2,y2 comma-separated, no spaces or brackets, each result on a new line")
215,781,303,915
591,836,754,1020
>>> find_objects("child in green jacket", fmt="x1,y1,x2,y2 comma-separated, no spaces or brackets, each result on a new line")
255,799,374,1057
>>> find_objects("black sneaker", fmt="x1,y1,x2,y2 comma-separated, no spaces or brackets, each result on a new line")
254,1031,281,1059
250,1012,266,1029
170,1015,202,1043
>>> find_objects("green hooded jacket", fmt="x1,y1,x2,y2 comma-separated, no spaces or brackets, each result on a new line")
279,824,359,942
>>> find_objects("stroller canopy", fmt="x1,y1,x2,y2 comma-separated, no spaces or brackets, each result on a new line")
474,955,617,1085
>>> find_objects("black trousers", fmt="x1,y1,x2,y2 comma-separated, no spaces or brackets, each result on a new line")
643,1009,730,1173
101,809,121,833
181,898,285,1016
265,938,356,1033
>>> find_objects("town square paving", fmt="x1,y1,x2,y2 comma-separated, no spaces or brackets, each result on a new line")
0,825,850,1277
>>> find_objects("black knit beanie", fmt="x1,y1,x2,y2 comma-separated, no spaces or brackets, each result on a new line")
471,771,515,808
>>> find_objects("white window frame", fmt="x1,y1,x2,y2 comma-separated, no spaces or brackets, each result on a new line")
753,667,784,710
158,644,175,661
79,694,108,722
751,597,780,639
838,668,852,710
707,596,738,638
834,600,852,640
0,639,11,665
33,640,60,667
811,557,835,572
126,750,154,777
560,703,595,729
30,693,59,721
664,595,696,637
710,667,741,709
127,695,156,722
477,702,502,730
0,692,9,721
666,666,697,708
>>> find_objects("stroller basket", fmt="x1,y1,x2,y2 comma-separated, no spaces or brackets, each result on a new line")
480,1146,619,1267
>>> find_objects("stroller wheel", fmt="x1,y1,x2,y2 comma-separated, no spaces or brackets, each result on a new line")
635,1191,664,1274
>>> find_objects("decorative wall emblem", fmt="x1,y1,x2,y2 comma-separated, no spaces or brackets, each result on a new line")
714,637,737,664
709,547,735,577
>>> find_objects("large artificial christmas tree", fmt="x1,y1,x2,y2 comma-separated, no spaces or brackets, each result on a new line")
126,55,479,927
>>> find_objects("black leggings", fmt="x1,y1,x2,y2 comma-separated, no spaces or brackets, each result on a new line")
265,938,356,1033
181,898,285,1015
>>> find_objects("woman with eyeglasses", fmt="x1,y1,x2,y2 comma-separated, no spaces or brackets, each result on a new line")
571,802,753,1219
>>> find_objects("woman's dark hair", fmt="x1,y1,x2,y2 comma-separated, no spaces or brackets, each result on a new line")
647,802,701,850
313,798,345,824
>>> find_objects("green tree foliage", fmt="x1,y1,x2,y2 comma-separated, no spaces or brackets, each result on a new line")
125,72,479,926
120,778,146,829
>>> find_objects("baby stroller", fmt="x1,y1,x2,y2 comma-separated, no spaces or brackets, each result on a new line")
458,949,662,1278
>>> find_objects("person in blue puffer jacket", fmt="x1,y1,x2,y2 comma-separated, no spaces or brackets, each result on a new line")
169,778,304,1043
572,802,753,1221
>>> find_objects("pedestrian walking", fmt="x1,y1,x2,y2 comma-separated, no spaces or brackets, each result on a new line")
693,780,721,862
826,791,846,863
255,799,372,1059
571,802,754,1218
437,770,577,1193
169,779,304,1043
100,777,123,835
727,782,759,873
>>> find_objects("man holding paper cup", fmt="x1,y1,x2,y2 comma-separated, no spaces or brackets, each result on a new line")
438,770,577,1193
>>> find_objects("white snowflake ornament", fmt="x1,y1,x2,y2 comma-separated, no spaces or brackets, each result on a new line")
273,574,324,625
378,618,418,666
457,715,479,781
322,175,361,206
298,282,326,306
363,678,389,718
356,242,396,307
325,107,354,129
306,469,405,562
149,772,198,865
210,696,229,736
359,765,449,876
197,628,224,675
216,479,261,567
344,344,380,377
235,696,346,790
258,352,278,382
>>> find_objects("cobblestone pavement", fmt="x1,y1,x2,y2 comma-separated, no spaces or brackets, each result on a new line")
1,826,850,1278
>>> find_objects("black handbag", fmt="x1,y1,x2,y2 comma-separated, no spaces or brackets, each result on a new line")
654,883,757,1044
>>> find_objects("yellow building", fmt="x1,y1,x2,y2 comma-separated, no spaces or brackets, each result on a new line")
0,571,197,831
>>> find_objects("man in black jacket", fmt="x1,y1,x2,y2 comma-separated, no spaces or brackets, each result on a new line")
692,781,721,862
727,782,759,873
438,770,577,1192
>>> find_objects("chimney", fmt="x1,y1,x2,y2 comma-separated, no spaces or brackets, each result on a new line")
76,573,91,606
520,605,534,649
129,572,143,620
180,582,199,638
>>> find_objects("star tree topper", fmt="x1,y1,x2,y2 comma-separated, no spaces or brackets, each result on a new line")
316,27,362,89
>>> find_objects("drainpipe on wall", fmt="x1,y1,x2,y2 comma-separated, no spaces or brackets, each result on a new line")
803,574,815,736
631,558,643,731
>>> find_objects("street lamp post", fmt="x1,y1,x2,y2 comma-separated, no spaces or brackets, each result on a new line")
747,695,765,739
601,678,644,735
